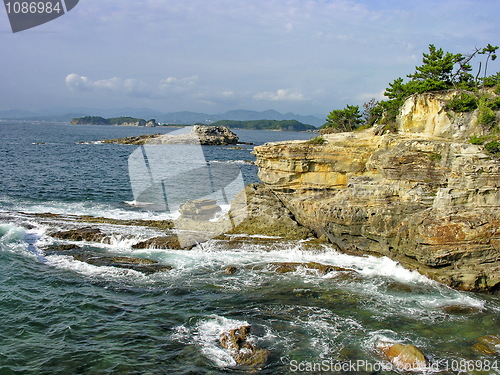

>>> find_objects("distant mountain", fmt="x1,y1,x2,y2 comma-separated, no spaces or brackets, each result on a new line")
0,108,324,127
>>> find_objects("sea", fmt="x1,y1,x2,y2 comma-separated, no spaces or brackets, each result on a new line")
0,122,498,375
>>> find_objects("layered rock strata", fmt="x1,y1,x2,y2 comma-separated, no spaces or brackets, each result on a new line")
252,91,500,292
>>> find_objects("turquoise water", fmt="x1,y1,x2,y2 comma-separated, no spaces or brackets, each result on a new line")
0,123,499,374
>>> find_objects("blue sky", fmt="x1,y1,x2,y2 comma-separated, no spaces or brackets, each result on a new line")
1,0,499,117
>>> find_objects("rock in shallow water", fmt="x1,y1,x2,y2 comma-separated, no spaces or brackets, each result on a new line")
132,235,193,250
268,262,349,275
377,342,427,370
473,335,500,355
219,325,269,369
50,227,108,242
73,254,173,275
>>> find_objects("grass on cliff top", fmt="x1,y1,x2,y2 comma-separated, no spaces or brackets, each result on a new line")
306,136,326,145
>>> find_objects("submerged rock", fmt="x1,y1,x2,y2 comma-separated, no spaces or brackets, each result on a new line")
132,235,194,250
224,266,238,275
45,245,172,275
50,227,108,242
219,325,269,369
473,335,500,355
73,254,173,275
268,262,349,275
377,342,427,370
442,305,481,315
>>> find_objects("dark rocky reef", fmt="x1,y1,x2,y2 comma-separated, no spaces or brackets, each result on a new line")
45,244,173,275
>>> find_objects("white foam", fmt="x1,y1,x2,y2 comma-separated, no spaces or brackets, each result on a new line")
174,315,252,368
44,254,149,281
1,196,177,221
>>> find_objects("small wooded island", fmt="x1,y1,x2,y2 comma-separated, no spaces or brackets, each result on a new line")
71,116,158,127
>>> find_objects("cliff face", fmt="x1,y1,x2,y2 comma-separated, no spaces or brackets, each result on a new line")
253,91,500,292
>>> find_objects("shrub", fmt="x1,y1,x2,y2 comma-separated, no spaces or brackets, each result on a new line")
306,136,326,145
485,96,500,110
484,140,500,154
469,135,490,145
446,92,478,112
478,104,497,126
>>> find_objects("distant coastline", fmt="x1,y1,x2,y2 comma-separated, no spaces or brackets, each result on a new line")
69,116,318,132
70,116,158,127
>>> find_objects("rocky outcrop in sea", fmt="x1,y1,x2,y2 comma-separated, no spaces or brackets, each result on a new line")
101,125,239,145
247,90,500,292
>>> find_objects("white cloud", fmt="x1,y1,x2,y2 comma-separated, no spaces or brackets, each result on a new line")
254,88,306,101
159,76,198,92
93,77,124,91
65,73,91,91
65,74,161,98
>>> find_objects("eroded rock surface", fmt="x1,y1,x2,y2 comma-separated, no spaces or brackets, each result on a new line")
253,91,500,292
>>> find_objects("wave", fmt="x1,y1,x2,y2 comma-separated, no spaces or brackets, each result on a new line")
0,196,176,221
1,220,490,321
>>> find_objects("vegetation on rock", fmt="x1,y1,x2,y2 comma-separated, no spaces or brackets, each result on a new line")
306,136,326,145
322,44,499,132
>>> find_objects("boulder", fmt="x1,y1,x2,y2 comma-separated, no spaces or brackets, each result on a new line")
377,342,427,370
219,325,269,369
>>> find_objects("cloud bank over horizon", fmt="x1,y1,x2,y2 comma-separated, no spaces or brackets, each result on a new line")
2,0,499,116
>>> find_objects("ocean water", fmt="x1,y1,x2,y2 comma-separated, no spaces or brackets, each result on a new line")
0,122,499,375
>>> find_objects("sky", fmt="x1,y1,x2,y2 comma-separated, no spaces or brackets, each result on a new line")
1,0,499,118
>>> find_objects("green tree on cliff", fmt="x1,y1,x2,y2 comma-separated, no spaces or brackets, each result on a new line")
323,105,363,132
324,44,500,130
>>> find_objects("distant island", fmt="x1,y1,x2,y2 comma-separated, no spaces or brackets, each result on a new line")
70,116,158,127
201,119,316,131
70,116,317,131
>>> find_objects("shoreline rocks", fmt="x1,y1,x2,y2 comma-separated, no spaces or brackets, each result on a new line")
227,183,313,240
45,245,173,275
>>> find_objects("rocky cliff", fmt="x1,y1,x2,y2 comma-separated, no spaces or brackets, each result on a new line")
252,91,500,292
